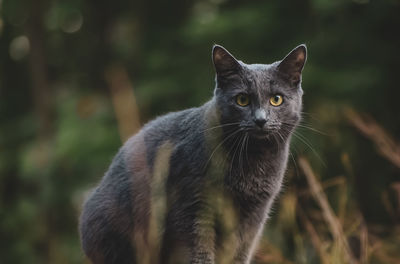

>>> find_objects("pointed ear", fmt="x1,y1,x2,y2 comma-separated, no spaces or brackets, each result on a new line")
212,44,241,77
277,44,307,86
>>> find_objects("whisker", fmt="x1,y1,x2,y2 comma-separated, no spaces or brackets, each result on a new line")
202,122,241,133
244,133,250,166
296,125,329,136
300,111,321,121
276,131,286,145
289,151,299,177
238,134,247,179
221,133,240,174
229,133,244,180
203,129,243,171
281,121,329,136
292,131,326,167
288,140,300,178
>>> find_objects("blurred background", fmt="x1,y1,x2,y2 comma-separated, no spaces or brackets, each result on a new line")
1,0,400,263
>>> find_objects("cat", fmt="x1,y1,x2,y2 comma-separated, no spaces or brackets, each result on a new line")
79,44,307,264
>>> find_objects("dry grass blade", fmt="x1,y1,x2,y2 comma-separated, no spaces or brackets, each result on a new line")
296,176,346,197
297,203,330,264
105,64,141,142
359,217,369,264
344,107,400,169
255,239,294,264
298,157,358,264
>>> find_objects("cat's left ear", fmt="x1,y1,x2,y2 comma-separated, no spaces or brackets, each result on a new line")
212,44,241,78
277,44,307,86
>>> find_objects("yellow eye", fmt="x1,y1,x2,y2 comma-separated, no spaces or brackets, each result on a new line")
236,94,250,107
270,94,283,106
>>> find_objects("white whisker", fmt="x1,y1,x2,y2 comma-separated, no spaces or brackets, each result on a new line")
292,131,326,167
202,122,241,133
203,129,242,171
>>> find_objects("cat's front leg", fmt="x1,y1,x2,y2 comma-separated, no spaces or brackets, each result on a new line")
233,218,266,264
190,249,215,264
189,223,216,264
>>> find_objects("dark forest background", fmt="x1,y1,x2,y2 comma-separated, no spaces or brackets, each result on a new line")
1,0,400,263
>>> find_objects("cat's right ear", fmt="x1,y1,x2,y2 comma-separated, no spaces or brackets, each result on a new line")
277,44,307,86
212,45,241,78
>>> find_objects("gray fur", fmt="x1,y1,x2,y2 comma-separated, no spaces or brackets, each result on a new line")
79,44,307,264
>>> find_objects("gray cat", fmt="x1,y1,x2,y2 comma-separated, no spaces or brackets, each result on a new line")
79,44,307,264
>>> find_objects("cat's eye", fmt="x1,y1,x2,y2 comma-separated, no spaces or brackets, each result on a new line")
236,94,250,107
270,94,283,106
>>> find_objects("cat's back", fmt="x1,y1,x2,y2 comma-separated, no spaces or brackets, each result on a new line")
124,103,209,170
139,104,206,143
79,104,210,263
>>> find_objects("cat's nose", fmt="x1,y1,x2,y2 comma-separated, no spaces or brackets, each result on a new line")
254,118,267,128
254,109,267,128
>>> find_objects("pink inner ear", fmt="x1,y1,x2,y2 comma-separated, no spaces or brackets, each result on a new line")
296,52,305,62
214,51,223,61
215,49,234,65
295,58,304,68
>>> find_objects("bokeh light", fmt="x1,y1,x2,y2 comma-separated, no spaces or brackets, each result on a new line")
9,35,30,61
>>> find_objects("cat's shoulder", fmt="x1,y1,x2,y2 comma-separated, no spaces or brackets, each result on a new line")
143,102,210,134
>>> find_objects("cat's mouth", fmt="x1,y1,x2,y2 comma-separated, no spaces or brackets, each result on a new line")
239,124,282,139
249,127,280,139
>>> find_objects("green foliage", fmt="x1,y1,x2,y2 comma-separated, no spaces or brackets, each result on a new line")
1,0,399,263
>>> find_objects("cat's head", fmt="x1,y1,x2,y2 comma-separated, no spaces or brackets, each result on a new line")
212,44,306,140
